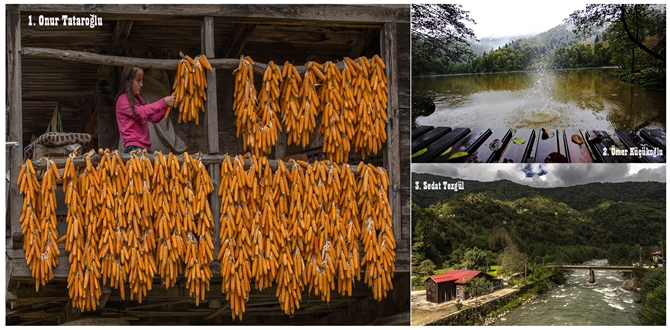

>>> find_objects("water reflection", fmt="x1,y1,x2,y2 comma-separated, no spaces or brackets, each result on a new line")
414,69,666,131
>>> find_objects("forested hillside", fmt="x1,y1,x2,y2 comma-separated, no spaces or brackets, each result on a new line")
411,172,666,275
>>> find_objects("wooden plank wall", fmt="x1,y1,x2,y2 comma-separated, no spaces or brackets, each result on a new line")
396,22,411,270
7,8,23,249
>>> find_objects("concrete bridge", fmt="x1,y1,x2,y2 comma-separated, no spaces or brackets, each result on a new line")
548,265,635,283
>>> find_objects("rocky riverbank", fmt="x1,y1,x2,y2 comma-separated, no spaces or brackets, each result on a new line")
483,295,538,326
621,275,642,303
622,278,636,291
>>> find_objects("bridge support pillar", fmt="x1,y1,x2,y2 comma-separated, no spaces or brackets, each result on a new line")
588,268,595,283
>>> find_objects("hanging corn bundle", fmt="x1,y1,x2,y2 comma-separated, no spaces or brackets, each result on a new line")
353,55,388,160
279,62,303,149
357,163,395,300
249,61,284,156
169,52,213,124
318,61,350,163
19,159,60,292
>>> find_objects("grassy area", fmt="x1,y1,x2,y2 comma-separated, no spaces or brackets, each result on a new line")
487,265,501,277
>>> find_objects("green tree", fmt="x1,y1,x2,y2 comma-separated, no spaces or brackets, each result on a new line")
498,244,528,275
418,259,437,277
567,4,665,90
465,276,490,325
638,268,666,325
464,247,489,271
566,4,665,63
411,4,477,75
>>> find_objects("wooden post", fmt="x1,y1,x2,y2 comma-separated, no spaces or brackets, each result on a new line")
7,7,23,250
381,23,401,240
202,17,219,155
202,16,221,257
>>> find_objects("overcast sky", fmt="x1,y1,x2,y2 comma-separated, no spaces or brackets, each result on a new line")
411,164,666,188
453,0,590,39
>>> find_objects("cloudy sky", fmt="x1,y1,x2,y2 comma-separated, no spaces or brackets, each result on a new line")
411,164,666,188
453,0,590,39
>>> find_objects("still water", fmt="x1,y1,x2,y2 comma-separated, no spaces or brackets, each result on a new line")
496,260,640,326
413,68,666,131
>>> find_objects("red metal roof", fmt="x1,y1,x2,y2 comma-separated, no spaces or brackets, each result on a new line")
426,270,482,285
652,251,663,255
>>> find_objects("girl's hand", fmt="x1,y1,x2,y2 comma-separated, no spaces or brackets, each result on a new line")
164,95,176,107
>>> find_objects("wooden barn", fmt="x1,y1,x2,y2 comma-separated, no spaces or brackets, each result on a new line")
6,4,410,325
425,270,500,304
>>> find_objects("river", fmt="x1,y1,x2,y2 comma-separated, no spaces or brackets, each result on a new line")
495,260,640,326
413,68,666,131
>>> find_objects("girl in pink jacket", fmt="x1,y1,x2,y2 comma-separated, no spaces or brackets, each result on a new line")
115,67,175,152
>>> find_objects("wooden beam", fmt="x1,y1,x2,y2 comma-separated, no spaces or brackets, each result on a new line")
202,17,219,155
28,153,366,174
9,254,71,280
381,23,401,240
348,28,378,58
204,301,231,320
222,23,257,58
22,47,349,74
108,20,134,56
6,254,13,291
15,4,410,23
58,300,81,325
23,47,181,69
125,300,185,311
7,8,23,250
18,316,60,325
6,288,71,303
201,16,222,261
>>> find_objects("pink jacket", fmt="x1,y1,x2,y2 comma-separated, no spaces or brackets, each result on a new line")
115,94,167,150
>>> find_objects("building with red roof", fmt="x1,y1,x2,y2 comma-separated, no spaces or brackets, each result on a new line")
424,270,502,303
652,250,663,263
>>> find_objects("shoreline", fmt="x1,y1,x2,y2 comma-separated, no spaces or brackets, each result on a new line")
413,66,621,78
484,294,538,326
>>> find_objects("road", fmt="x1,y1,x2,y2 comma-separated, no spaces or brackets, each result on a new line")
411,288,517,326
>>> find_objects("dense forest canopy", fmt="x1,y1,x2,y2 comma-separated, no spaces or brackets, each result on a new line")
411,172,665,275
411,4,477,74
412,4,666,90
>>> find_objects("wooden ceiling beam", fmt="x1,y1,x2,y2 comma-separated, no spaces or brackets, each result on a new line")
222,23,256,59
13,5,409,24
347,28,378,59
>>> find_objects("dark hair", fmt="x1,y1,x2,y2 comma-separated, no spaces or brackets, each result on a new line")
116,67,142,120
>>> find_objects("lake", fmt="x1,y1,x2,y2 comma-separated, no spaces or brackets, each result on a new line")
413,68,666,131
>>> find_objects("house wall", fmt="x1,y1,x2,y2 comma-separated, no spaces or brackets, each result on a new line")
426,279,438,303
457,284,466,300
426,280,458,303
440,281,456,303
